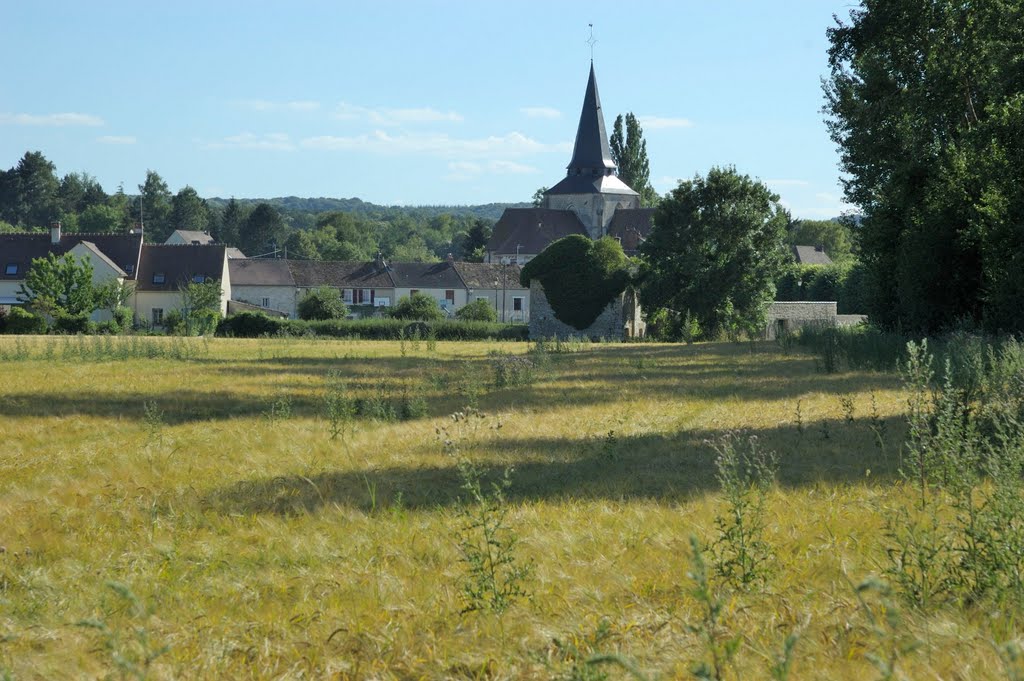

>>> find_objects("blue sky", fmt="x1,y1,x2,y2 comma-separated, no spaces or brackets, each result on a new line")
1,1,858,218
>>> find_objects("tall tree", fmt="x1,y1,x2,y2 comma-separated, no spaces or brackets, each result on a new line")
785,219,854,263
239,202,285,256
17,252,99,318
170,186,210,233
825,0,1024,332
214,198,247,247
136,170,172,242
640,167,789,339
459,218,492,262
59,172,106,217
610,113,658,207
7,152,61,228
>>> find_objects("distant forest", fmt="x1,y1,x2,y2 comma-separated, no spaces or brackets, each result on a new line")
0,151,530,262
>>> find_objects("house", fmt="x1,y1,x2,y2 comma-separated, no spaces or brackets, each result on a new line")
0,223,143,320
288,259,397,315
134,244,231,327
165,229,246,259
791,245,834,266
453,261,527,322
226,258,295,317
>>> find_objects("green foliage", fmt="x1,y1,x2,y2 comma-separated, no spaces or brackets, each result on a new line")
775,261,869,314
640,167,789,339
825,1,1024,333
785,219,854,262
456,298,497,322
239,202,285,256
160,309,185,335
297,286,348,321
216,313,528,341
520,235,631,330
179,279,222,335
610,113,658,207
77,204,124,233
390,292,444,321
686,536,741,680
18,251,100,319
170,186,210,233
137,170,172,242
5,306,47,334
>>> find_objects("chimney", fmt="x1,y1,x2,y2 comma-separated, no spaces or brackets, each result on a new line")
446,252,455,263
374,251,387,270
50,221,61,244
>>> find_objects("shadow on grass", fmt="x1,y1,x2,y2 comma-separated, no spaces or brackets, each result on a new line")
203,414,907,516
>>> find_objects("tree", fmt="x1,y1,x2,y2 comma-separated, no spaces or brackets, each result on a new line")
59,172,106,218
640,167,789,339
78,204,124,233
520,234,632,330
456,298,498,322
297,286,348,320
17,252,99,319
137,170,172,242
239,202,285,256
11,152,60,228
170,186,210,233
531,187,548,208
824,0,1024,332
179,279,222,335
389,293,444,321
215,198,247,247
610,113,658,207
785,219,854,263
459,219,492,262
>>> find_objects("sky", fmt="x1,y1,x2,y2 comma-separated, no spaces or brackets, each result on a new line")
0,1,860,219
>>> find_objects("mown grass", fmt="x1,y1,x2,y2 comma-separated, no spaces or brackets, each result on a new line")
0,335,1012,678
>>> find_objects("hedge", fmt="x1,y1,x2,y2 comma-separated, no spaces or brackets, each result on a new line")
216,311,528,341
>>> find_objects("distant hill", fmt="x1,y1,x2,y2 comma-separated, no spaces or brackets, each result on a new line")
205,196,531,221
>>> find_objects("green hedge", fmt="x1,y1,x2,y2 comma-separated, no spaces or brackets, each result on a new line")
775,261,868,314
216,311,528,341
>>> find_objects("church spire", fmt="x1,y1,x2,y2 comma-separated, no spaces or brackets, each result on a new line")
566,62,617,177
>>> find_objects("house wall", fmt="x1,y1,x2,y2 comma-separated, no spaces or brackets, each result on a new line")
393,287,468,316
467,288,530,323
764,301,838,340
232,285,298,317
528,280,627,340
132,291,185,327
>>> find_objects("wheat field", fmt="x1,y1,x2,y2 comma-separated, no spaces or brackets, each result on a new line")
0,335,1012,679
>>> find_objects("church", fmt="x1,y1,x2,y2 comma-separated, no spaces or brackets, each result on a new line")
486,63,654,264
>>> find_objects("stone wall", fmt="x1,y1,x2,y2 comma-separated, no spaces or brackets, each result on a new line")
528,280,627,340
764,301,837,340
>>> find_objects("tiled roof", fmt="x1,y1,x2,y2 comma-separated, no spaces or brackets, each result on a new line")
136,244,226,291
389,261,465,289
791,245,834,265
229,258,294,286
606,208,655,253
545,173,638,197
169,230,214,245
487,208,587,256
453,261,524,289
287,260,394,288
0,232,143,281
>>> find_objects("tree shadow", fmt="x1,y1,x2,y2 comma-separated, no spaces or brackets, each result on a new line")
203,414,907,516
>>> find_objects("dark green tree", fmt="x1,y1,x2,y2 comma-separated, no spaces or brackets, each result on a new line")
8,152,61,228
785,219,854,263
610,113,658,207
458,218,492,262
239,202,285,256
136,170,172,242
78,204,125,233
640,167,789,339
297,286,349,320
531,187,548,207
520,234,632,330
825,0,1024,332
389,292,444,321
170,186,210,234
59,172,107,218
17,252,99,318
179,279,223,335
214,198,247,247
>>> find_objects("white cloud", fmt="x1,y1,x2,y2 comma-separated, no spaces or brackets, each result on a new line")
238,99,320,112
446,159,539,181
654,175,683,192
97,135,136,145
765,179,810,187
301,130,568,158
638,115,694,130
520,106,561,119
0,112,104,127
205,132,295,151
333,102,463,125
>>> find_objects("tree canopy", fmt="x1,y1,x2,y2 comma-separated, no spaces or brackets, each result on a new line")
297,286,349,320
17,252,99,319
640,167,789,339
520,234,632,330
610,113,658,207
825,0,1024,333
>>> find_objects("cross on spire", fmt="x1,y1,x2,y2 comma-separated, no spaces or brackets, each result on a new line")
586,24,597,62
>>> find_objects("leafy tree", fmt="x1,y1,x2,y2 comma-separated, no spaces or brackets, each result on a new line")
640,167,788,339
458,219,492,262
78,204,124,233
297,286,348,320
456,298,498,322
520,234,632,330
389,292,444,321
137,170,172,242
531,187,548,208
215,198,247,247
3,151,61,228
785,219,854,263
390,235,439,263
825,0,1024,332
179,279,222,335
59,172,106,217
17,252,99,318
170,186,210,233
610,113,658,207
239,202,285,256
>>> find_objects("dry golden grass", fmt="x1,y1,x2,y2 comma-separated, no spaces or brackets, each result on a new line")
0,336,1011,679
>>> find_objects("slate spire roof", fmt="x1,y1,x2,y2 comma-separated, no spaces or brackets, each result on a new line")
566,62,617,177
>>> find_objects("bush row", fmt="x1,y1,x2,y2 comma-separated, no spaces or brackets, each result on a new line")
775,261,869,314
216,311,529,341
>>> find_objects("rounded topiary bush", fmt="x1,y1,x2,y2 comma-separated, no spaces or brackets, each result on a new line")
455,298,498,323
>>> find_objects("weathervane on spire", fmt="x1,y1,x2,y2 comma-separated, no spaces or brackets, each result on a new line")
586,24,597,62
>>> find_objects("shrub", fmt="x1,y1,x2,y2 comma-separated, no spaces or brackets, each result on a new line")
215,313,529,341
216,311,283,337
112,306,133,332
456,298,498,323
389,293,444,321
52,312,92,335
297,286,349,320
5,306,46,334
0,307,6,333
161,309,185,335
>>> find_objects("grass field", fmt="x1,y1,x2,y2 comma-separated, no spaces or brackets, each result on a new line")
0,335,1014,679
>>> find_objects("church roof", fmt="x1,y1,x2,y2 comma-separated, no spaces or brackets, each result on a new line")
566,62,617,176
487,208,588,255
607,208,655,254
546,172,638,196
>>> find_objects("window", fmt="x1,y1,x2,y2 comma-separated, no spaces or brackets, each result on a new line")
152,272,166,285
361,289,371,304
342,288,353,304
125,264,134,274
152,308,164,325
4,263,17,276
192,274,206,283
410,289,419,296
261,298,270,308
445,290,455,304
513,296,524,312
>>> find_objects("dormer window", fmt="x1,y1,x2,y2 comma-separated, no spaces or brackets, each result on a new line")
152,272,166,285
4,263,17,276
125,264,135,274
192,274,206,283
